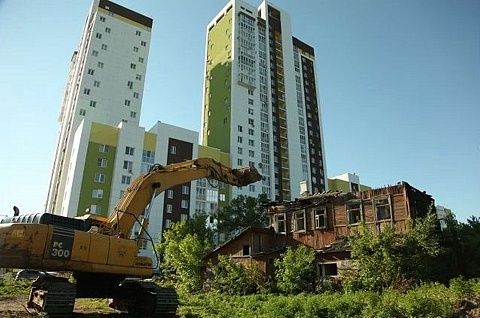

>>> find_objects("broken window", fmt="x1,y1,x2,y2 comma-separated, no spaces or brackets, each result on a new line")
274,213,286,233
314,207,327,229
374,195,391,221
346,201,362,225
319,263,338,277
293,210,306,232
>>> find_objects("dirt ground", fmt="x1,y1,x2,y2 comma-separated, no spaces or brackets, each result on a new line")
0,295,133,317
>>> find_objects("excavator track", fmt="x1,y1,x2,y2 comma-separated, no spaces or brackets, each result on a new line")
110,280,178,317
27,276,76,315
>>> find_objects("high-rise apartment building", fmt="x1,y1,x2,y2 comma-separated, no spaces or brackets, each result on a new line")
46,0,153,215
201,0,327,203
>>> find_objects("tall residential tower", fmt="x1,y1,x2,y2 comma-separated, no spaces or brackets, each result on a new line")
201,0,327,202
46,0,153,216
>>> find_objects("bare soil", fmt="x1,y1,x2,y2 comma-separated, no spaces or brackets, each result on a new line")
0,295,133,317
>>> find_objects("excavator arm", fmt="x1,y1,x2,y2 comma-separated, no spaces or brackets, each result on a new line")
103,158,262,237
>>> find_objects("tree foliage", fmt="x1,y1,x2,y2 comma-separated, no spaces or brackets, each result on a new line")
343,212,441,292
207,255,265,295
217,194,269,235
274,245,316,295
157,215,213,292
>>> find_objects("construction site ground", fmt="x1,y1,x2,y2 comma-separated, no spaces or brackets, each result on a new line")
0,295,133,317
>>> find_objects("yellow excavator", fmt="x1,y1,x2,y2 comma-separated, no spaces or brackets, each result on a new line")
0,158,262,316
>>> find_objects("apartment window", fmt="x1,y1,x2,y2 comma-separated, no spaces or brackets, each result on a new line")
100,16,106,22
130,63,136,69
374,196,392,221
130,111,136,118
127,81,133,89
274,214,286,233
123,160,133,171
248,108,254,115
79,109,86,116
164,219,171,229
87,69,94,75
238,125,243,132
92,189,103,199
238,136,243,143
136,74,142,80
219,193,226,201
97,61,104,68
138,57,144,63
248,140,254,146
124,100,131,106
182,185,189,195
180,214,188,222
125,146,134,156
181,200,189,209
94,173,105,183
136,30,141,36
101,44,107,50
238,147,243,154
133,46,139,52
346,201,362,225
315,207,327,229
122,119,128,123
248,118,254,126
97,158,107,168
248,89,254,95
248,128,254,136
166,189,174,199
93,80,100,87
294,210,306,232
96,33,102,39
99,144,109,153
105,27,111,33
237,158,243,166
83,88,90,95
141,41,146,46
166,204,173,213
92,50,98,57
248,98,254,105
121,175,132,185
170,145,177,155
133,92,139,98
90,204,101,214
249,150,254,157
249,184,255,192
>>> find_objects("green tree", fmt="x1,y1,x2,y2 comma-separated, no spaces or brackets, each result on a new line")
457,216,480,278
274,245,316,295
343,212,441,292
158,218,212,293
208,255,259,295
217,193,269,236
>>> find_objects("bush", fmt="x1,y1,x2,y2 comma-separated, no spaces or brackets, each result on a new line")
274,245,316,295
208,255,258,295
0,276,31,296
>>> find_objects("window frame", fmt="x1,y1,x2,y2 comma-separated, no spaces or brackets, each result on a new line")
293,209,306,232
346,200,363,225
314,207,327,229
274,213,286,234
373,195,392,222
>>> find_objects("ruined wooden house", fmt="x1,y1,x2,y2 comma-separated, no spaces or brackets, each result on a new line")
204,182,435,278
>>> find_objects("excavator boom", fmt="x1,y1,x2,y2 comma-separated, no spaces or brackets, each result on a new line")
105,158,262,236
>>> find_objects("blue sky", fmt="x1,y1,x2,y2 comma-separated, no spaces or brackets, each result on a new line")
0,0,478,222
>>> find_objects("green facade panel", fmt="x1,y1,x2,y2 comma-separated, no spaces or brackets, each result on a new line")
77,142,116,217
203,9,233,154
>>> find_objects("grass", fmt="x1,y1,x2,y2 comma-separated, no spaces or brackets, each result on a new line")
1,276,479,317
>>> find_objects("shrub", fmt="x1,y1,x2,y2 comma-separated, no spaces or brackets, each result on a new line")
274,245,316,295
